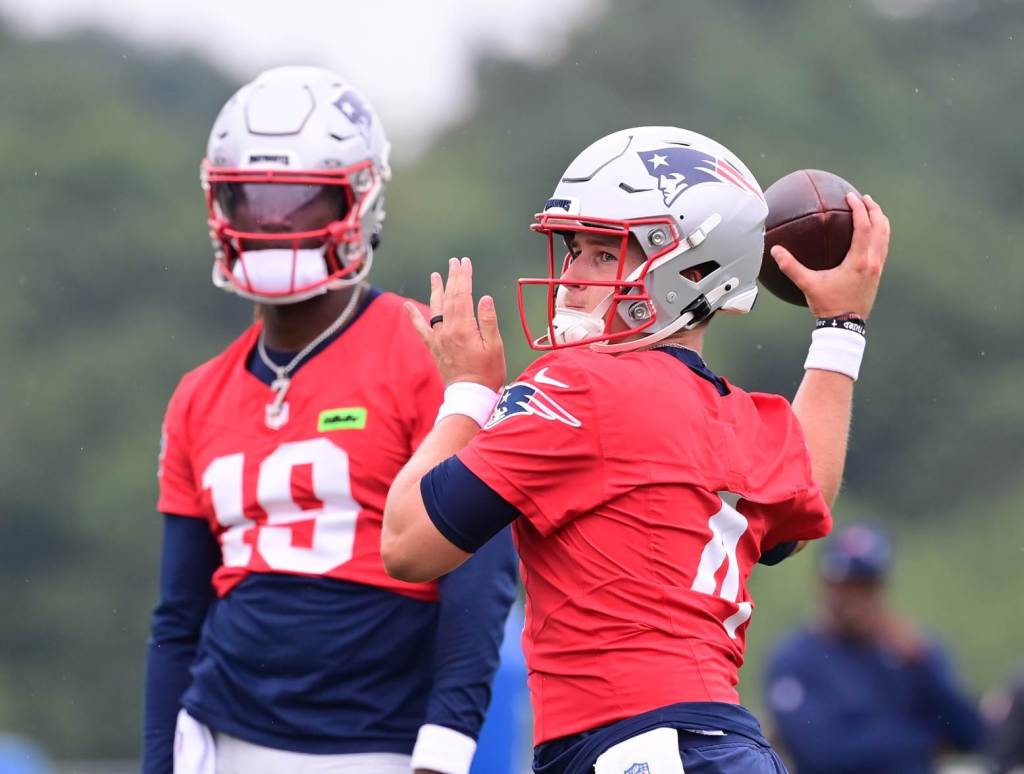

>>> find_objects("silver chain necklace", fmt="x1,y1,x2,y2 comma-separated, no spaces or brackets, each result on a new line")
258,284,365,429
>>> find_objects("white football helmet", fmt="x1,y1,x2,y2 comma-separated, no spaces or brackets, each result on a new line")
202,66,391,304
519,126,768,351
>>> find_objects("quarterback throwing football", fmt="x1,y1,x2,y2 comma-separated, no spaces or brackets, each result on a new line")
143,67,517,774
383,126,889,773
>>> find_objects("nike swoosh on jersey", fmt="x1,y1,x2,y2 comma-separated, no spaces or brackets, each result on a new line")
533,367,569,389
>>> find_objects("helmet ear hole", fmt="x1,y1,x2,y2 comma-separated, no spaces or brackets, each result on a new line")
681,260,720,282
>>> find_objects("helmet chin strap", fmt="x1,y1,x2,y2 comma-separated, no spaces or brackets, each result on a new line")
589,276,738,354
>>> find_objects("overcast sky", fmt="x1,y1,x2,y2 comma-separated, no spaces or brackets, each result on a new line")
0,0,596,157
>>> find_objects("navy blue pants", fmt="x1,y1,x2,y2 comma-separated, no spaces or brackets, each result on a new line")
675,732,787,773
537,730,786,774
533,702,787,774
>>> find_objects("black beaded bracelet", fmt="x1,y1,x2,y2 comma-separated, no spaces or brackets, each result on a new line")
815,314,867,336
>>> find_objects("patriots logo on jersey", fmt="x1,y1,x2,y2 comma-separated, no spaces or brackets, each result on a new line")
625,764,650,774
484,381,581,429
639,147,763,206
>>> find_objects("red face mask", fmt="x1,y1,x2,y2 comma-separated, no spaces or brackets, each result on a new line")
203,159,380,303
518,212,681,350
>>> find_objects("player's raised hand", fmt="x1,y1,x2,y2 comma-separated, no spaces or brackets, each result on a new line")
771,193,890,319
405,257,507,391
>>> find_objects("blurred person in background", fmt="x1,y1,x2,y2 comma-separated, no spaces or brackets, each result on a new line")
142,66,517,774
984,664,1024,773
764,523,984,774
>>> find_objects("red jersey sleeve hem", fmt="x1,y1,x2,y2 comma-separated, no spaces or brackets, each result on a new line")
799,485,833,540
770,485,833,545
155,501,207,519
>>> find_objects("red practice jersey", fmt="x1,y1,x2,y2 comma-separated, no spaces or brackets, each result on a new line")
458,346,832,743
158,291,443,601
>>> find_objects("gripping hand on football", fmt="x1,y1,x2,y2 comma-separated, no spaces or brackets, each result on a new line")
405,257,507,392
771,193,890,319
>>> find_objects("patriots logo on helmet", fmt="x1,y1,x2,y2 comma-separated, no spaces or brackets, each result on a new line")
484,382,582,429
333,89,374,140
639,147,763,207
624,764,651,774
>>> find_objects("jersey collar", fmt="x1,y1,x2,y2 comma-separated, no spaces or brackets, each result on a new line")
652,345,730,396
247,286,381,386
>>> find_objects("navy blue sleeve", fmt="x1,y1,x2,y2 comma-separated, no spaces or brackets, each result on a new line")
426,526,518,739
143,514,220,774
421,455,520,553
909,641,986,752
759,540,799,566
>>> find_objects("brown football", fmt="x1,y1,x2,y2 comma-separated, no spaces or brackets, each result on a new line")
759,169,860,307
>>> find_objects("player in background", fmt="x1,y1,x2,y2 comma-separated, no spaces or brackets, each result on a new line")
985,664,1024,773
765,523,984,774
142,66,517,774
381,126,890,773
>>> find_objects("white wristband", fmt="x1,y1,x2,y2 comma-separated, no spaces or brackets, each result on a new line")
804,326,866,381
434,381,501,428
410,723,478,774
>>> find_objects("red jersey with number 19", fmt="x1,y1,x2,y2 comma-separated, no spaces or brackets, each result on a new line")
158,291,443,601
457,346,832,744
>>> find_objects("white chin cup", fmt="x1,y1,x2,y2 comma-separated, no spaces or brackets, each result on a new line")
544,282,619,346
549,308,606,345
232,248,329,302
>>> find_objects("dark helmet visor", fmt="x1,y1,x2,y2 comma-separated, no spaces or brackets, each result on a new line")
213,182,349,232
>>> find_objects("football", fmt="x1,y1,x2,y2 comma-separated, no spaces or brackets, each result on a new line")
758,169,860,307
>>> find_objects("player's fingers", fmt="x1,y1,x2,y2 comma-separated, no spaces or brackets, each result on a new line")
848,191,870,230
441,256,462,323
448,256,475,328
459,257,475,309
477,295,503,347
877,213,891,270
846,193,871,263
771,244,816,290
404,301,433,347
428,271,444,317
863,195,891,267
862,192,884,222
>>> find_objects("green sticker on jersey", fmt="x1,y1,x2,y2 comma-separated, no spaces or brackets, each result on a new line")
318,407,368,432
